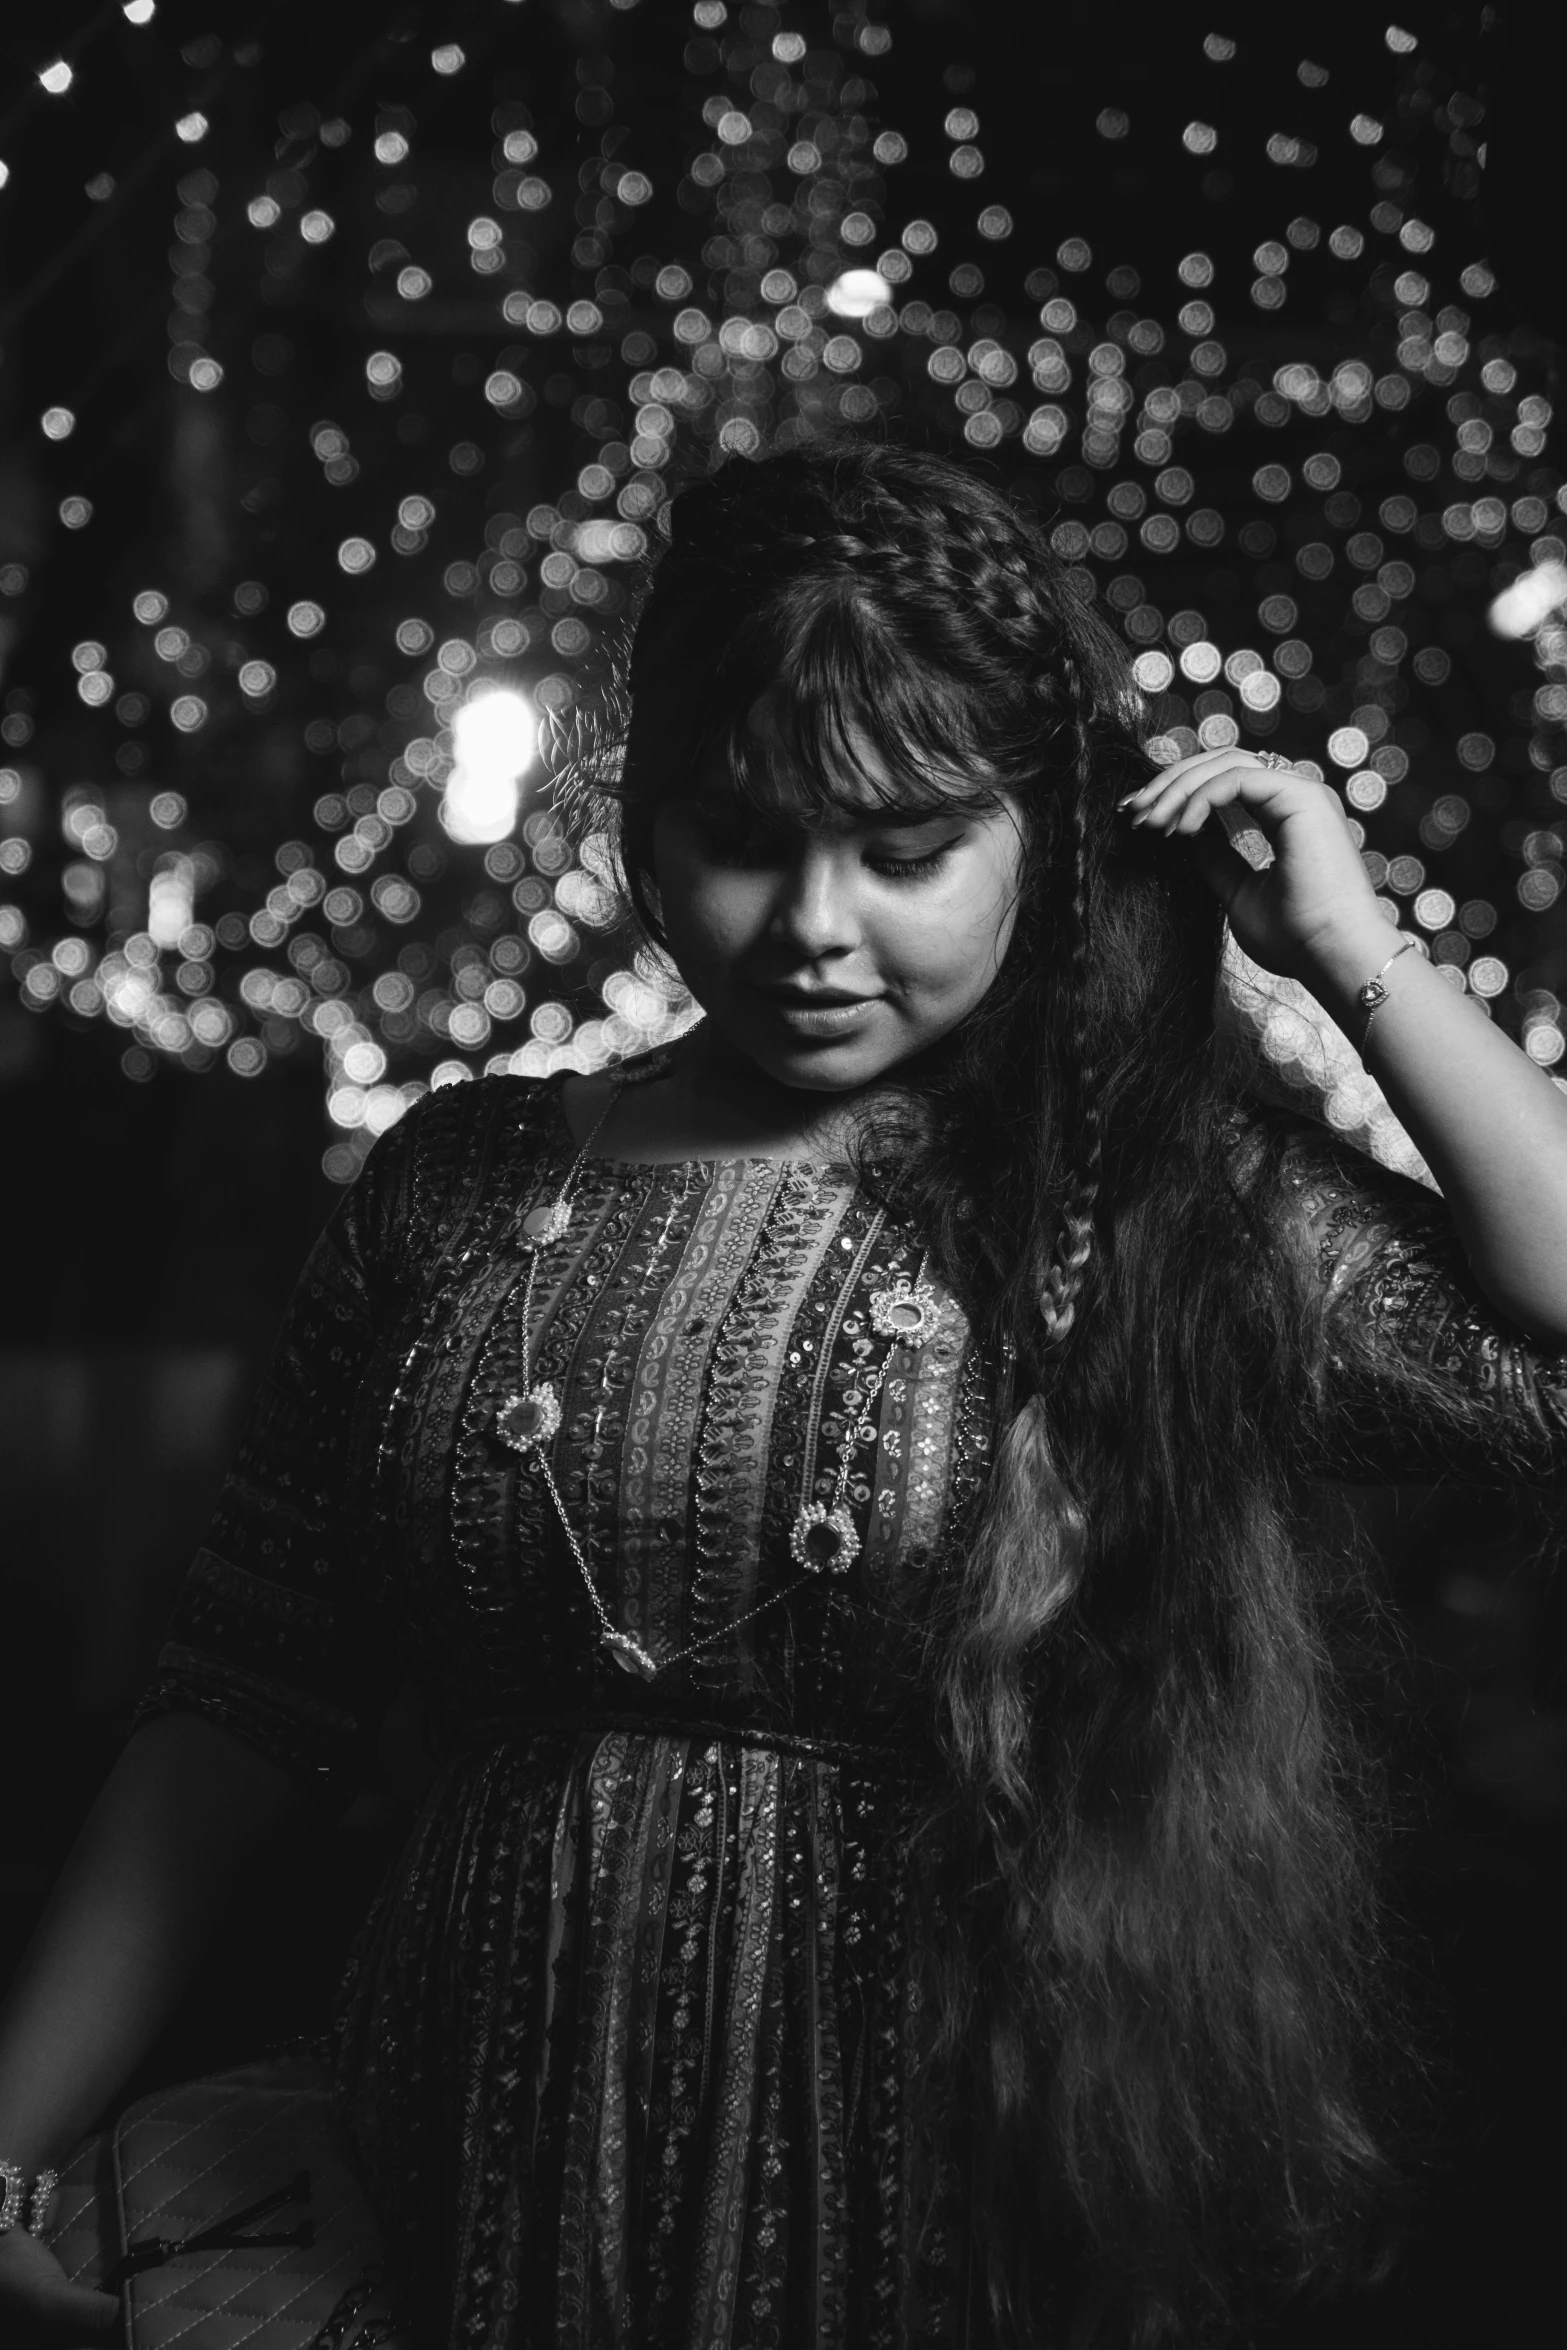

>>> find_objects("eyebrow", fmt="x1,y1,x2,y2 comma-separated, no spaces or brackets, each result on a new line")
693,789,972,831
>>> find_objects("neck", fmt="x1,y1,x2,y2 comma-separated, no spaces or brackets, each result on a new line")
656,1022,881,1159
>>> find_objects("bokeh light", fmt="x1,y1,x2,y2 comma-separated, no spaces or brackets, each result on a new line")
0,9,1562,1179
443,691,539,846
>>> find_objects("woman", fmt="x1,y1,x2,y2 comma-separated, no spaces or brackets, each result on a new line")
3,440,1566,2348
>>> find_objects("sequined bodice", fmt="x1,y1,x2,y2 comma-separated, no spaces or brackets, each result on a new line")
134,1066,1567,2349
346,1080,991,1748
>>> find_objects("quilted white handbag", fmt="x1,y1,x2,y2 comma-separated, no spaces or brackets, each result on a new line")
44,2046,411,2348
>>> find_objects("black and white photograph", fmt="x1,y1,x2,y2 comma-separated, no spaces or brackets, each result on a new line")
0,5,1562,2344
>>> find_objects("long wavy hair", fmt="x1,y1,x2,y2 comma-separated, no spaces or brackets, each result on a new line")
554,438,1418,2344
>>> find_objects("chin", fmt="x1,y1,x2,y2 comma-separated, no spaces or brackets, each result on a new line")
738,1031,904,1093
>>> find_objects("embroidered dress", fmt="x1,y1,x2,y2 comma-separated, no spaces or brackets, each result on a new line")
134,1067,1567,2348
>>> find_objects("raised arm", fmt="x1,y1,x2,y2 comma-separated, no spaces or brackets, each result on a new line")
1126,749,1567,1343
1271,1112,1567,1485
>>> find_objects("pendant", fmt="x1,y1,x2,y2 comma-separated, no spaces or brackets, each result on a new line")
869,1275,940,1347
521,1198,572,1247
495,1383,562,1459
789,1501,860,1575
605,1630,660,1680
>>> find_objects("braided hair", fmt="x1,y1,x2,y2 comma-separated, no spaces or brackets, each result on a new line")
610,446,1136,1380
570,439,1405,2345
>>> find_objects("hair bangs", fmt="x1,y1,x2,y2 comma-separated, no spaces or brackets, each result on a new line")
708,579,1022,830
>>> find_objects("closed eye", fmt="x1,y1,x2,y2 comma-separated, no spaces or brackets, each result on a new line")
691,803,966,882
865,842,960,882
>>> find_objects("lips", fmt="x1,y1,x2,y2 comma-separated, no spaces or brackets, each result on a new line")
747,983,882,1040
752,983,878,1007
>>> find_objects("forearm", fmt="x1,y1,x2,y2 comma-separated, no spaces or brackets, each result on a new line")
1301,913,1567,1339
0,1712,303,2174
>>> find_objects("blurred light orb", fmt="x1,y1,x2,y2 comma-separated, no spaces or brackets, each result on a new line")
338,537,376,574
340,1039,388,1085
123,3,157,22
238,661,276,697
149,793,186,829
175,114,209,143
443,689,538,845
375,133,409,165
431,44,465,74
1489,560,1567,639
397,267,432,300
60,498,93,528
40,61,73,95
301,209,335,243
287,601,325,638
42,407,76,440
188,357,223,392
248,196,281,228
826,269,891,318
148,857,195,944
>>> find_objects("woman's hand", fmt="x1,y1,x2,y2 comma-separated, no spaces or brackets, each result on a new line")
1119,748,1385,985
1123,741,1567,1338
0,2227,119,2342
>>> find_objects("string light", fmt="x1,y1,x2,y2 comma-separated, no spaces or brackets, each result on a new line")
2,14,1563,1172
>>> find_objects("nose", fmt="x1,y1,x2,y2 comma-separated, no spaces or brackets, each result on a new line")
766,838,860,959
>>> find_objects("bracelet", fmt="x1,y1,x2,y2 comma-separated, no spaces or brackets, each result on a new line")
0,2157,59,2236
1356,932,1418,1043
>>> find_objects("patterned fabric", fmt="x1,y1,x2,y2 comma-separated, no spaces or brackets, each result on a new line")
134,1068,1567,2348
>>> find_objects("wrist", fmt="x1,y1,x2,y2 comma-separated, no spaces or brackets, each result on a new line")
1294,915,1417,1035
0,2156,59,2235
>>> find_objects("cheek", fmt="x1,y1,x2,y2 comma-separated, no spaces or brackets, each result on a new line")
651,825,758,964
884,855,1020,1002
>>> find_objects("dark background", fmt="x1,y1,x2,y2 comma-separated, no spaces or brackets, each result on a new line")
2,5,1564,2341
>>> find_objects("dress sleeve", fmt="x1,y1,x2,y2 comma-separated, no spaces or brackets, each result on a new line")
1269,1112,1567,1485
130,1099,427,1806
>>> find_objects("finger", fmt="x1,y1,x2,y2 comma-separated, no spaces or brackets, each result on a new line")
61,2287,122,2332
1179,814,1261,911
1129,758,1322,830
1126,745,1310,802
1125,746,1273,798
25,2284,122,2341
1130,768,1253,830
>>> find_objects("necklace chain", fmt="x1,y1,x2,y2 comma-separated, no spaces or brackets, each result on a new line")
497,1073,938,1682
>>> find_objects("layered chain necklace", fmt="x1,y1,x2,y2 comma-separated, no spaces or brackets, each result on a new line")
493,1075,940,1681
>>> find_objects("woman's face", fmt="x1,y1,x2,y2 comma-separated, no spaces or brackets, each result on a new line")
650,699,1028,1095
